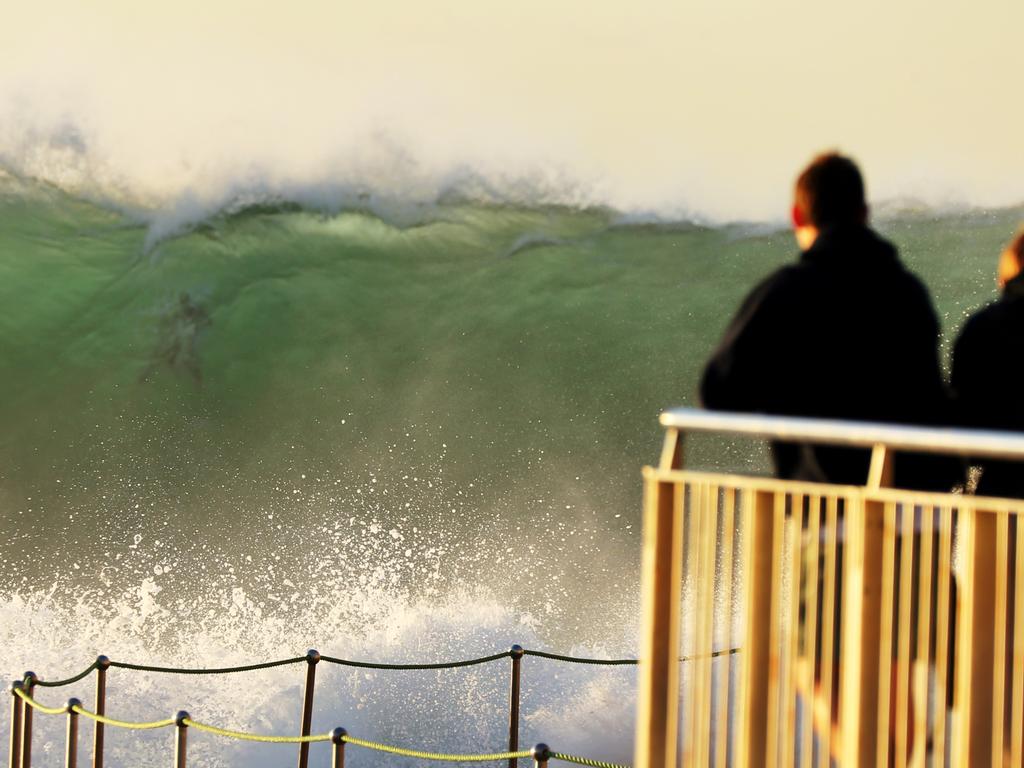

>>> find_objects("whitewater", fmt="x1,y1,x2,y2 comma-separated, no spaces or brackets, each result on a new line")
1,165,1021,766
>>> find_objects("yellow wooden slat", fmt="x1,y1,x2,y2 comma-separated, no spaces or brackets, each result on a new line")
816,495,840,768
695,483,718,768
737,489,778,768
932,505,954,768
992,513,1009,768
1011,512,1024,768
875,502,897,768
634,476,685,768
910,505,934,768
765,492,787,768
781,494,802,768
800,495,821,768
683,481,699,768
714,489,736,768
895,502,915,768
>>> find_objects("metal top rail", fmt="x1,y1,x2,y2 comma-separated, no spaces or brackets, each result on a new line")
660,407,1024,461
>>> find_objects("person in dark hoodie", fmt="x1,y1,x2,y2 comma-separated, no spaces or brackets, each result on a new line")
701,151,954,489
951,229,1024,497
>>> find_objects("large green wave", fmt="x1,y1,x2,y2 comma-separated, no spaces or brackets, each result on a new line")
0,177,1018,621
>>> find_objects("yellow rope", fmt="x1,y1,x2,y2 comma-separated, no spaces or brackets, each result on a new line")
341,734,532,762
15,689,175,730
13,688,66,716
182,719,331,743
71,707,176,731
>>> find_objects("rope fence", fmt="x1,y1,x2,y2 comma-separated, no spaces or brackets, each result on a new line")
5,644,738,768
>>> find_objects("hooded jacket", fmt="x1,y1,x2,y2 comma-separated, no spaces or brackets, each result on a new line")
951,273,1024,497
701,224,955,488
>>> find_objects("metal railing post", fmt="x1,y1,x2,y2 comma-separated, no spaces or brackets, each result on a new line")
330,727,346,768
297,649,320,768
8,681,23,768
173,712,189,768
65,699,81,768
20,672,36,768
507,645,524,768
531,743,550,768
92,656,109,768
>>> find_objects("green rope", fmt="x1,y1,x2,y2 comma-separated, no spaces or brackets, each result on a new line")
109,656,307,675
522,647,740,666
342,734,531,762
320,651,511,670
183,719,330,743
522,651,636,666
31,661,98,688
551,752,630,768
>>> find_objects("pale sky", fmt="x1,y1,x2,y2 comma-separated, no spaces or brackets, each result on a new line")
1,0,1021,220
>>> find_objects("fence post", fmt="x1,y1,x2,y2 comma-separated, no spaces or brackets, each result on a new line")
634,473,684,768
954,507,999,765
531,743,550,768
8,681,23,768
65,699,81,768
330,727,346,768
736,490,780,767
92,656,109,768
20,673,36,768
838,493,886,768
297,649,320,768
508,645,524,768
173,712,189,768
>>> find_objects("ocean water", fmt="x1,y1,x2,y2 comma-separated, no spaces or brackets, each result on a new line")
0,172,1019,766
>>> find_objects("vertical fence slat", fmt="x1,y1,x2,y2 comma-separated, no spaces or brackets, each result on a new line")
955,507,998,766
697,483,718,768
781,494,802,768
840,494,886,768
683,481,702,768
714,489,736,768
736,489,778,768
933,505,954,768
1013,513,1024,768
764,491,786,768
992,513,1010,767
911,505,935,768
894,503,915,768
816,495,839,768
634,474,685,768
800,495,821,768
874,502,897,768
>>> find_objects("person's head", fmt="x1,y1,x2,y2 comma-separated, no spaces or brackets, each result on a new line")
997,228,1024,289
791,151,869,250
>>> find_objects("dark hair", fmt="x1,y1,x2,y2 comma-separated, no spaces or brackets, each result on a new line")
794,152,867,229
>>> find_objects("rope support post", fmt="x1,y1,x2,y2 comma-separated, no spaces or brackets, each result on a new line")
330,727,346,768
92,656,109,768
65,699,81,768
297,649,320,768
508,645,524,768
8,681,23,768
174,712,189,768
532,743,551,768
21,673,36,768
